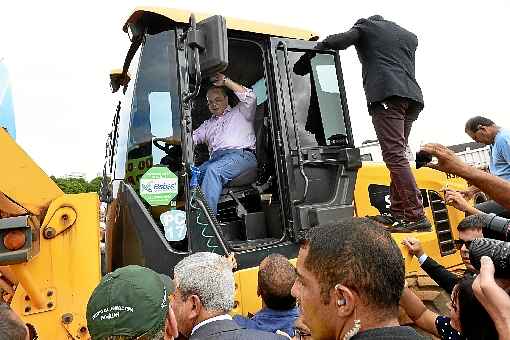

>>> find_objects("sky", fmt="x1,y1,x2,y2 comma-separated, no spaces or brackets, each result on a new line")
1,0,509,179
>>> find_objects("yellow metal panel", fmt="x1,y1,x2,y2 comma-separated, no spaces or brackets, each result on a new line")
234,266,262,316
124,7,317,40
354,162,466,271
9,193,101,340
0,129,63,216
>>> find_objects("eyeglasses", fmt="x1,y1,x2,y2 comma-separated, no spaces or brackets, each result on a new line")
207,97,226,106
295,328,312,340
454,239,473,250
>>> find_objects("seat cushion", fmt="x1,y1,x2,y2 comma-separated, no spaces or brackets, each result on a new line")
227,167,258,187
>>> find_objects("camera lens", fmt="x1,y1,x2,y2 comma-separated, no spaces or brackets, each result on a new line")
469,238,510,277
484,213,510,241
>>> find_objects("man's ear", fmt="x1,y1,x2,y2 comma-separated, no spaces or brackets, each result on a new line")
188,295,203,320
333,284,356,317
479,125,490,134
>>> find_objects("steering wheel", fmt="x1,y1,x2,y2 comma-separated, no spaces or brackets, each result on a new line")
153,139,174,153
153,138,183,173
153,136,182,151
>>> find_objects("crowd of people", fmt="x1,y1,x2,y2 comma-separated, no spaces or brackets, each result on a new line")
3,205,510,339
79,143,510,339
2,14,510,340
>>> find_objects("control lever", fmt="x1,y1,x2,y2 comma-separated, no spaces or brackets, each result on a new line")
228,191,248,218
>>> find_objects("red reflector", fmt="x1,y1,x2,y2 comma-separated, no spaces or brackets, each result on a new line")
3,230,26,251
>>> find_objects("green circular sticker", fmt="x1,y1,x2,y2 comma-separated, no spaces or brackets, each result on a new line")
140,167,178,206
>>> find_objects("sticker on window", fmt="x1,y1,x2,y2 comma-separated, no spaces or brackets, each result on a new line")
161,210,187,241
140,167,178,206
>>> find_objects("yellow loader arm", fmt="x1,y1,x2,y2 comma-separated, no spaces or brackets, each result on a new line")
0,129,101,339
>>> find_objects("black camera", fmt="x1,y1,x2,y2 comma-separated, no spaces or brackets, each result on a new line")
469,238,510,277
415,150,432,169
481,213,510,241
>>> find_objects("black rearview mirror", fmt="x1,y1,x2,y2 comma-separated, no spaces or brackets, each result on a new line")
187,15,228,80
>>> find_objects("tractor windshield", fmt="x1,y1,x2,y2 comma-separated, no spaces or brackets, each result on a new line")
125,30,181,190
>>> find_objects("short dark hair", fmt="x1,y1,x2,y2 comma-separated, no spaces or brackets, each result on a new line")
457,214,485,231
302,218,404,314
465,116,495,133
0,302,27,340
454,276,498,339
258,254,296,310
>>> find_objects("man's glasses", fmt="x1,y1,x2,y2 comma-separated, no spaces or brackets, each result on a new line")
207,98,226,106
295,328,312,340
454,239,472,250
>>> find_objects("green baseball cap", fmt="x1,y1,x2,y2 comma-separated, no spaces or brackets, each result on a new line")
86,265,174,340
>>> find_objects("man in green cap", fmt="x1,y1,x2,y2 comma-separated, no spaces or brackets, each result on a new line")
86,265,178,340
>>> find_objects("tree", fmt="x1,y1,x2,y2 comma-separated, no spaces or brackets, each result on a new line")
87,177,102,194
51,176,103,194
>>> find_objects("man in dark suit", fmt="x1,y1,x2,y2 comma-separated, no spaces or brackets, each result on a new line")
402,214,485,293
171,252,287,340
0,301,30,340
297,15,428,232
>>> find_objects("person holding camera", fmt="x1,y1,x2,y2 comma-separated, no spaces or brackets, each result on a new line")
444,189,483,215
467,237,510,337
403,214,485,293
421,143,510,213
472,256,510,338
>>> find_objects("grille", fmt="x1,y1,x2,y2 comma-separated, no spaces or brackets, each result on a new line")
429,191,456,256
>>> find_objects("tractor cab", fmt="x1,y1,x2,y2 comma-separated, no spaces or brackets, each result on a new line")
103,7,360,274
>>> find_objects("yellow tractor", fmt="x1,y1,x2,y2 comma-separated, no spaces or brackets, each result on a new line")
0,129,101,339
0,7,467,339
103,7,467,317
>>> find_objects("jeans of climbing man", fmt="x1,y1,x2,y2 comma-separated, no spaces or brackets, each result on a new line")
198,149,257,215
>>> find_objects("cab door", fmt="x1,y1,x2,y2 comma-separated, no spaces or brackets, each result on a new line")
269,38,361,238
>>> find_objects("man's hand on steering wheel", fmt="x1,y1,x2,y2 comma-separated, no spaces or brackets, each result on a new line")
153,136,181,145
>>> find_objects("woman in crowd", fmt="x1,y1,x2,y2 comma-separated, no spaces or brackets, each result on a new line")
400,276,497,339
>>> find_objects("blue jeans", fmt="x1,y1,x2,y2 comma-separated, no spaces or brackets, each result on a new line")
198,149,257,215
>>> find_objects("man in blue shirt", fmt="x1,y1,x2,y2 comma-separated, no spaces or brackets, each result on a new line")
234,254,299,337
462,116,510,217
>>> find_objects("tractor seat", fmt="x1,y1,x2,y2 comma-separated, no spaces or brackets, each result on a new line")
226,167,258,187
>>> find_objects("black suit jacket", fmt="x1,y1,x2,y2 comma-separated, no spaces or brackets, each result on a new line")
352,326,427,339
190,319,287,340
320,16,424,113
421,256,461,294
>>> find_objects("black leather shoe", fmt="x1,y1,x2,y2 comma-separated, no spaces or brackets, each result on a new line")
367,214,399,226
387,217,432,233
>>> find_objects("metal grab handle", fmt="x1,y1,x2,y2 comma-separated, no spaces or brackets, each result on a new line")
275,41,309,204
183,14,202,103
195,197,230,256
